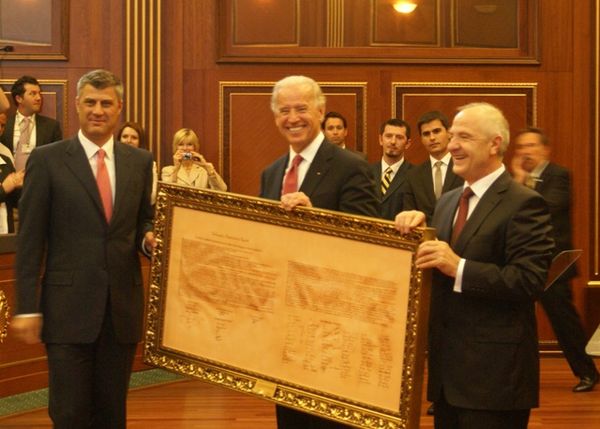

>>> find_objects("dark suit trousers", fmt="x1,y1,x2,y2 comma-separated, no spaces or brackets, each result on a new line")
541,278,598,378
276,405,352,429
45,307,136,429
434,392,530,429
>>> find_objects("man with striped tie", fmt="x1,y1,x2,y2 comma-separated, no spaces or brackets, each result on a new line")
369,118,413,220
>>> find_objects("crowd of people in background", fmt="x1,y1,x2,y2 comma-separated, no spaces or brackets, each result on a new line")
3,71,598,429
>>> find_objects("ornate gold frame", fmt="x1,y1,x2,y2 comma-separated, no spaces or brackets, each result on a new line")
144,183,433,429
0,289,8,343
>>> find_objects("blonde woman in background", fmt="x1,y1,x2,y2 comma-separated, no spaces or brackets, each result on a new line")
116,121,158,204
161,128,227,191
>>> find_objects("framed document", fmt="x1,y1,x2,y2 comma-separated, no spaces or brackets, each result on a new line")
145,183,434,429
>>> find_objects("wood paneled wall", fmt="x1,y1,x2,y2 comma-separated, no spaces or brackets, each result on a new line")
160,0,599,353
2,0,599,397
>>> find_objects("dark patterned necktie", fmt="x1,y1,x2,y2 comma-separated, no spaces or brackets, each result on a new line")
381,167,393,195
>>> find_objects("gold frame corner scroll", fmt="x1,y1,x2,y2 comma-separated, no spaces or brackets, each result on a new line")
144,182,433,429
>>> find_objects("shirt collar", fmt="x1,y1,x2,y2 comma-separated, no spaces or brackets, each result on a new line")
381,157,404,174
430,152,452,167
465,164,506,199
531,160,549,178
16,111,36,124
288,131,324,165
78,130,115,160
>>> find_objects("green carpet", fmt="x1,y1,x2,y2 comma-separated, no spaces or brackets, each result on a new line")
0,369,185,417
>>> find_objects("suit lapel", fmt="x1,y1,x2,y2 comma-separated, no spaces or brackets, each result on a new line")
299,139,331,196
435,189,461,242
452,172,510,253
372,163,383,198
536,162,554,193
35,116,46,145
264,155,288,199
443,160,462,192
381,161,409,202
63,138,106,220
418,162,437,206
112,143,133,222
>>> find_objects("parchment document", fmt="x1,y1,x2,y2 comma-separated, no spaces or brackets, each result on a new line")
163,206,413,412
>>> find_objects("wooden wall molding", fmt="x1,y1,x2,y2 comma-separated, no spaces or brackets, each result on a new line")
125,0,162,166
593,0,600,285
218,0,538,63
392,81,537,163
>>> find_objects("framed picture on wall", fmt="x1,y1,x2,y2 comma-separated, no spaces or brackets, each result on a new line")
0,0,69,60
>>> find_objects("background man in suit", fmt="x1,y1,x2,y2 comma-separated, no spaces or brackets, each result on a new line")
11,69,156,428
369,118,412,220
0,75,63,171
260,75,378,428
396,102,554,429
403,110,463,224
512,127,599,392
322,111,348,148
321,111,366,159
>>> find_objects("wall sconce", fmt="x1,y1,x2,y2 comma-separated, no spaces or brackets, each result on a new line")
393,1,418,14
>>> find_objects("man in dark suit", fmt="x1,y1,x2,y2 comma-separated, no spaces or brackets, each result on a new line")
369,118,413,220
403,110,463,224
11,69,156,428
396,102,554,429
260,75,378,428
512,127,599,392
0,75,63,171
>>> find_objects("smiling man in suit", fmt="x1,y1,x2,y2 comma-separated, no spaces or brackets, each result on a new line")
396,102,554,429
260,75,378,429
11,69,156,428
370,118,413,220
512,127,599,393
0,75,63,171
403,110,463,225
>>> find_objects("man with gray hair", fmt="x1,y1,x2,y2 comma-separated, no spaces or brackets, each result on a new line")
260,75,378,428
12,69,156,428
396,102,554,429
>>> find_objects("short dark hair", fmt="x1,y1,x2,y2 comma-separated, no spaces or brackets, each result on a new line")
322,111,347,129
379,118,411,138
514,126,549,146
11,75,40,104
116,121,147,149
77,69,123,101
417,110,450,135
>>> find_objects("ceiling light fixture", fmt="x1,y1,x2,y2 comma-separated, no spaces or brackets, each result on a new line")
393,1,418,14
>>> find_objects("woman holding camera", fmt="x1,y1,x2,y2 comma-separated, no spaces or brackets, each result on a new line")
161,128,227,191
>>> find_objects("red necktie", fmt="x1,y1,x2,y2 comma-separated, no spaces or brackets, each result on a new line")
281,154,303,196
96,149,113,222
451,187,474,246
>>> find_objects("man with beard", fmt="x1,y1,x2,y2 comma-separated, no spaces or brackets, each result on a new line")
369,118,413,220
